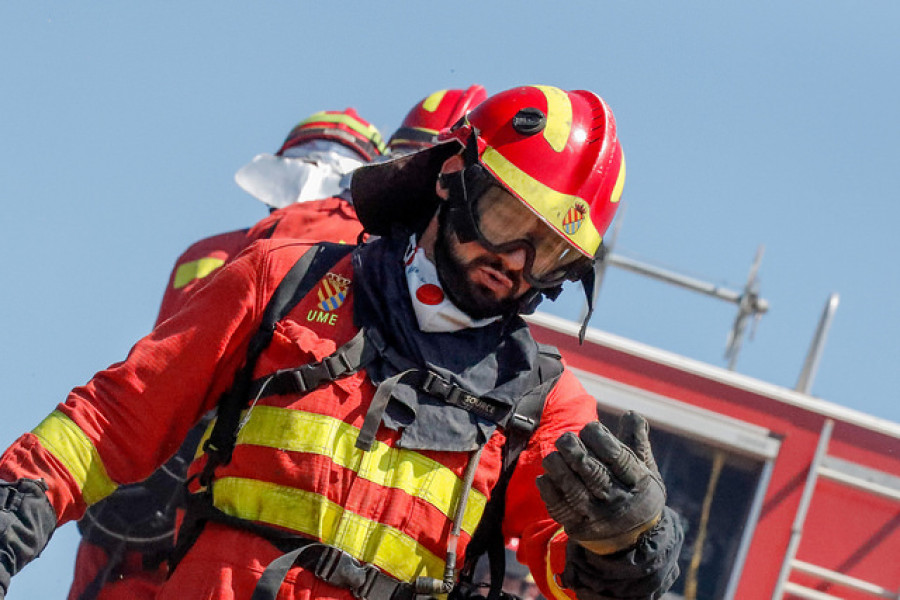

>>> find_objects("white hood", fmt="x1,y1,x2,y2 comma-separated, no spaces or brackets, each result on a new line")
234,140,365,209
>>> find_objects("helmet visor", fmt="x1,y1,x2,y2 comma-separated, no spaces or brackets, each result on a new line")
471,185,592,287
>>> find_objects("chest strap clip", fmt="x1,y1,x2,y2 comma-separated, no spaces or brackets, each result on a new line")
278,351,355,395
249,329,372,399
420,371,507,423
316,546,382,600
251,542,416,600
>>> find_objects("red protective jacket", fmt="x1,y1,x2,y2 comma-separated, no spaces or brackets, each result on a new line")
67,197,363,600
1,238,596,600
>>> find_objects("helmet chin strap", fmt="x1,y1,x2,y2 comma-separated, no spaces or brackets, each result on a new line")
578,264,597,344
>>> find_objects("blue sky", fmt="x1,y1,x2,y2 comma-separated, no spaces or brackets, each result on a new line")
1,2,899,597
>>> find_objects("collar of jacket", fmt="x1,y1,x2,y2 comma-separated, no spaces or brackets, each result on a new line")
351,236,544,452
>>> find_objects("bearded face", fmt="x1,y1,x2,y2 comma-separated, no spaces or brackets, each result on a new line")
432,208,531,320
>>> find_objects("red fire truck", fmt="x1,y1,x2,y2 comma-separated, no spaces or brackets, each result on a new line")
527,310,900,600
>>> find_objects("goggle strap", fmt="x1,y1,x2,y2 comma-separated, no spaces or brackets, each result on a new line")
578,265,598,344
463,129,480,167
442,167,480,245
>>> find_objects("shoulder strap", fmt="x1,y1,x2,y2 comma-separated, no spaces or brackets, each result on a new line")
200,242,355,484
454,345,563,600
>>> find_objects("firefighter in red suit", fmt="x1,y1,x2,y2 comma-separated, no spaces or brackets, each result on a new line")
154,107,386,326
0,85,683,600
154,87,488,325
66,89,490,600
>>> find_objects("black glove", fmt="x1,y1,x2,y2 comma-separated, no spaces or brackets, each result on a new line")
537,411,666,555
0,478,58,598
562,506,684,600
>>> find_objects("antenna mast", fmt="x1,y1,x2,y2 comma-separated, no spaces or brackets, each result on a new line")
595,210,770,370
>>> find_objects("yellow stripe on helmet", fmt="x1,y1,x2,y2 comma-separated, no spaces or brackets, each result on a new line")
481,147,603,256
32,411,118,505
533,85,572,153
421,90,449,113
612,154,626,205
299,111,387,154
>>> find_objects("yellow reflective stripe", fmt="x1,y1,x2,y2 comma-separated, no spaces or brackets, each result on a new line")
422,90,448,113
298,111,386,153
213,476,443,581
611,153,625,205
544,527,575,600
533,85,572,153
329,502,442,581
233,406,487,534
481,147,602,256
411,126,439,136
173,257,226,289
31,411,117,505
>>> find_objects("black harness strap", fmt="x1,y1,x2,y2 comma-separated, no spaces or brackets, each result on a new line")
171,243,354,571
453,346,564,600
243,321,515,452
355,369,417,451
246,327,374,400
177,495,417,600
76,549,125,600
200,242,355,485
251,543,416,600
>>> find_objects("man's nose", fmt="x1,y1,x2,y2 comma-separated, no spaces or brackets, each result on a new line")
500,247,527,271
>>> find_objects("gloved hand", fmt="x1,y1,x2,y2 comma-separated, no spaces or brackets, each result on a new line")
0,478,57,598
537,411,666,555
562,506,684,600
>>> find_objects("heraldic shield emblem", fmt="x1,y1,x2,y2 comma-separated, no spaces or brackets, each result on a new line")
317,272,350,312
562,205,586,235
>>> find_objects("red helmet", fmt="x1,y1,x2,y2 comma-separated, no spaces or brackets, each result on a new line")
277,108,386,162
352,86,623,262
443,85,624,258
387,86,487,154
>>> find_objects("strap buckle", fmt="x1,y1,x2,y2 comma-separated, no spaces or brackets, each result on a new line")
421,372,501,421
315,546,381,600
323,351,354,380
509,412,537,434
280,350,355,395
422,371,452,399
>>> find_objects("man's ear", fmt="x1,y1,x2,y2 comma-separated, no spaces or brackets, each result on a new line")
436,154,465,199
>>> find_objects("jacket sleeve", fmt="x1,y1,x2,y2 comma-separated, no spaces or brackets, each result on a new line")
504,366,598,600
506,366,684,600
0,239,308,526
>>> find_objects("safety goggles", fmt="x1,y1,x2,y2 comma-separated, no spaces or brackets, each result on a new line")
449,167,593,288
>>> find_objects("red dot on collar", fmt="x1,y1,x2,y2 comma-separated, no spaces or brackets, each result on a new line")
416,283,444,306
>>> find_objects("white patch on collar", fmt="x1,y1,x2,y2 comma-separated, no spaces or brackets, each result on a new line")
404,234,500,333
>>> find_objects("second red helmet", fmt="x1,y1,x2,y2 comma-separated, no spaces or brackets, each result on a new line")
387,86,487,155
278,108,387,162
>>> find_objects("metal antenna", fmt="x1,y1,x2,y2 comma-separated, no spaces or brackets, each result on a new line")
795,293,840,394
725,245,770,370
594,236,771,370
588,220,837,378
592,203,625,301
